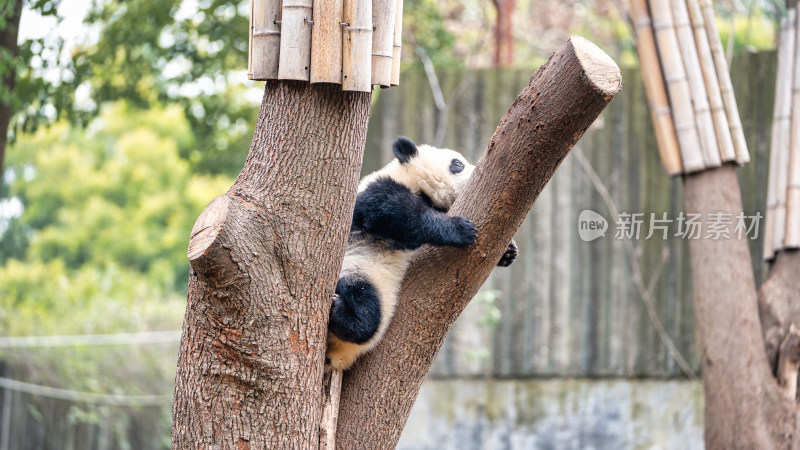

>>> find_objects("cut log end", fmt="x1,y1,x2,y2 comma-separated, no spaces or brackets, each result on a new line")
570,36,622,97
188,195,231,261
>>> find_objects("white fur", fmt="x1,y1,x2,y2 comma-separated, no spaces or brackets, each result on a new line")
325,144,475,370
358,145,474,209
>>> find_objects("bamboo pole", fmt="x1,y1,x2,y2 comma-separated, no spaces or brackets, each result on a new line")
672,0,721,168
249,0,254,79
278,0,313,81
699,0,750,164
390,0,403,86
630,0,683,176
649,0,706,172
310,0,344,83
788,8,800,248
765,13,795,259
342,0,373,91
774,10,795,254
686,0,736,162
251,0,282,80
371,0,396,87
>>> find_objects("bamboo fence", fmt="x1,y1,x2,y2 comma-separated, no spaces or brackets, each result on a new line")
249,0,404,92
765,8,800,259
635,0,751,176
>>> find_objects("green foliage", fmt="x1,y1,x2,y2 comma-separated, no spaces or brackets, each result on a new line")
0,102,233,337
403,0,459,67
11,0,257,176
715,7,778,54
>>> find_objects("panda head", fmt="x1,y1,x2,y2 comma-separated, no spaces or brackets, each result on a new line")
385,136,475,211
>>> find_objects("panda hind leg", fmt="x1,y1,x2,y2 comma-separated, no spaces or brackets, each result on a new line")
328,275,382,345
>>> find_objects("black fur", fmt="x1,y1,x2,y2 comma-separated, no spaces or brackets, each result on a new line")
329,275,382,344
418,191,448,213
449,158,465,174
351,177,476,250
392,136,418,164
497,240,518,267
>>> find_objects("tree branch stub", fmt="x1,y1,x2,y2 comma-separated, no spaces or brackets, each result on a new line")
335,36,621,449
187,195,242,288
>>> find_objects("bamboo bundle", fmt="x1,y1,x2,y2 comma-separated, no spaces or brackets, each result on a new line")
788,8,800,248
310,0,343,83
686,0,736,162
342,0,373,91
630,0,682,175
648,0,705,172
671,0,721,168
765,11,796,259
371,0,397,87
278,0,313,80
699,0,750,164
250,0,282,80
390,0,403,86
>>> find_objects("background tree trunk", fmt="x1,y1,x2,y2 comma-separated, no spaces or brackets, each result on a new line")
683,164,798,448
760,250,800,375
0,0,22,190
171,81,370,449
491,0,515,66
335,36,622,449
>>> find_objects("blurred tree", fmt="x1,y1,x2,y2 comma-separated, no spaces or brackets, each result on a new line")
0,102,231,336
0,0,23,194
3,0,256,191
403,0,460,66
491,0,515,66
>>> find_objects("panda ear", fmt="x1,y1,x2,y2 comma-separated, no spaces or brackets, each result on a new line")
392,137,418,164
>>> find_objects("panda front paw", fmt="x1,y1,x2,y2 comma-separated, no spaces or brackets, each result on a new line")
449,216,477,248
496,240,518,267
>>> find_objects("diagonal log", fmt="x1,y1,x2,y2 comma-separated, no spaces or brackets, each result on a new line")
335,36,622,449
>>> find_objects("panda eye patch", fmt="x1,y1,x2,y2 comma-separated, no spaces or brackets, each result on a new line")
449,159,465,174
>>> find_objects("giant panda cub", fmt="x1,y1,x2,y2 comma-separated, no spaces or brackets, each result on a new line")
325,137,518,370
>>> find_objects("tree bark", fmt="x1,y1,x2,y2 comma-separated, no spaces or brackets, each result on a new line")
335,36,622,449
171,81,370,449
760,250,800,374
683,164,798,448
0,0,22,190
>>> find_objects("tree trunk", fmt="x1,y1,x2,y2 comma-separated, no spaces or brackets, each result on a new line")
0,0,22,190
335,36,621,449
491,0,515,66
760,250,800,374
171,81,370,449
683,164,798,448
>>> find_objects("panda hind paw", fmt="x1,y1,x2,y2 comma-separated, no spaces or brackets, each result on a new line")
496,240,518,267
